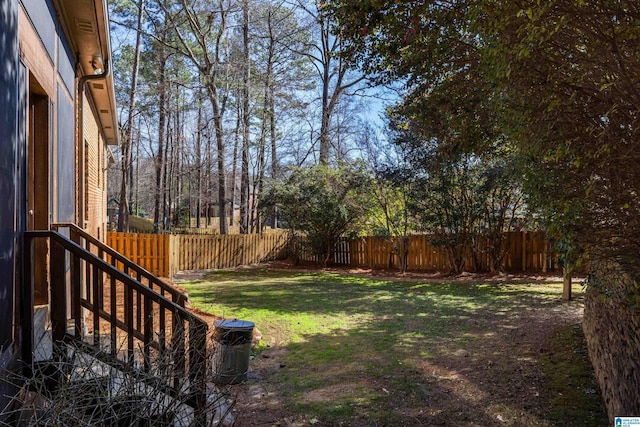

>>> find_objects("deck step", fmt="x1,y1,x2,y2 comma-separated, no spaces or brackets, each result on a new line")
33,306,51,362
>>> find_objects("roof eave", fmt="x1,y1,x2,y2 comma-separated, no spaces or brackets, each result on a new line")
53,0,119,146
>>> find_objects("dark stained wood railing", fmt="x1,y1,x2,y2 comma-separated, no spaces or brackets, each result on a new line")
54,223,186,306
23,228,208,425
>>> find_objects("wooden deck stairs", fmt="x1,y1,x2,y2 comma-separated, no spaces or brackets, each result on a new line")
13,223,230,426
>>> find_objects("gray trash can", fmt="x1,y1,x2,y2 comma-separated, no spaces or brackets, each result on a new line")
212,319,254,384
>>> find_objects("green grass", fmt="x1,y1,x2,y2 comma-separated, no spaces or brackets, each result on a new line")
180,269,607,426
541,324,608,426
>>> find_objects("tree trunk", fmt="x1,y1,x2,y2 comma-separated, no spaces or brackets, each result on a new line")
319,45,331,164
563,266,572,301
118,0,145,231
169,0,230,233
208,86,228,235
396,236,410,273
133,117,140,216
267,7,278,229
230,97,240,228
153,57,166,233
240,0,251,234
195,90,203,228
117,150,129,231
254,20,273,233
162,90,172,230
153,13,168,234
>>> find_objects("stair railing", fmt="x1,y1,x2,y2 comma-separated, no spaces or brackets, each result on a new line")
52,223,186,306
23,229,208,425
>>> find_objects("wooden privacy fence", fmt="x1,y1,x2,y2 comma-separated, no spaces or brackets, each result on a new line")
108,230,556,277
108,232,170,277
169,232,289,276
295,231,556,272
107,231,290,278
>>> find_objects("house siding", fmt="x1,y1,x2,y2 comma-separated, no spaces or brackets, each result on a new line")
0,0,116,414
19,0,56,62
0,0,19,350
56,83,75,223
83,95,108,241
0,0,20,417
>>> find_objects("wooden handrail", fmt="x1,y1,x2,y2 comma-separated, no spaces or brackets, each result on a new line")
23,229,208,423
39,229,195,321
52,223,186,306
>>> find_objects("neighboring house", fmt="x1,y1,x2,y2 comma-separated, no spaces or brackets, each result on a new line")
0,0,207,423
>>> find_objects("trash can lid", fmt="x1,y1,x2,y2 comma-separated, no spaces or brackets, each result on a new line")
214,319,255,331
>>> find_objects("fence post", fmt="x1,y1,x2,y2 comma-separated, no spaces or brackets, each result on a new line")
169,234,179,278
521,231,527,272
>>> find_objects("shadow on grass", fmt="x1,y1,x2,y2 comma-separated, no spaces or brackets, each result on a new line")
181,270,606,426
186,270,566,319
271,313,605,426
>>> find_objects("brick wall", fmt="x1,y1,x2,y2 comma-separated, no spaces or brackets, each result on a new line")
82,96,107,241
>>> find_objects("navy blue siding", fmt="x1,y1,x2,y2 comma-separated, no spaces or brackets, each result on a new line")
56,84,75,222
0,0,20,418
57,30,75,96
0,0,19,351
20,0,56,61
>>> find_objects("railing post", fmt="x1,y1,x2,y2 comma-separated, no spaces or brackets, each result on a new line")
143,294,153,372
189,320,208,426
21,233,34,376
72,252,82,338
110,275,117,358
125,281,134,365
50,238,67,342
92,264,101,346
172,314,185,389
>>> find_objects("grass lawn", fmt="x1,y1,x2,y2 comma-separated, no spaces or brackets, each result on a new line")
179,268,607,427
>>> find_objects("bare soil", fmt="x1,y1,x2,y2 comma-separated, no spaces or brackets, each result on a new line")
176,264,605,427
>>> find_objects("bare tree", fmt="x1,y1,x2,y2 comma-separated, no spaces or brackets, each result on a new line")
162,0,235,234
289,0,364,164
251,0,316,227
239,0,251,234
108,0,373,235
194,89,204,228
